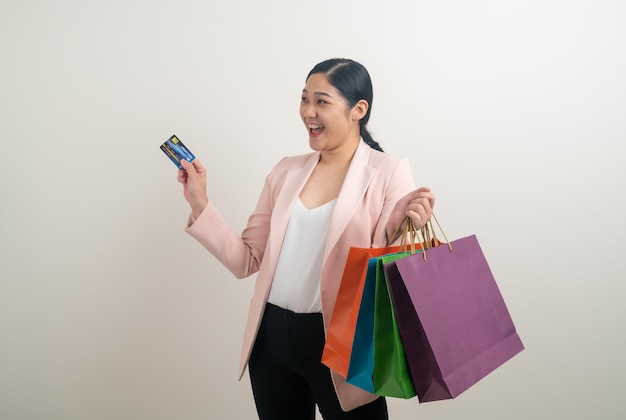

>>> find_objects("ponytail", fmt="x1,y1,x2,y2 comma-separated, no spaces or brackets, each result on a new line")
360,126,383,152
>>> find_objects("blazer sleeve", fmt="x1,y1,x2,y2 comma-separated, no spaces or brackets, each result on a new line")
374,157,415,247
184,161,283,279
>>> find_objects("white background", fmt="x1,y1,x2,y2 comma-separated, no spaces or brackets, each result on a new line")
1,0,624,419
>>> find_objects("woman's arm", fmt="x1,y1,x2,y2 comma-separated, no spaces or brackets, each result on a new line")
180,159,275,279
380,159,435,245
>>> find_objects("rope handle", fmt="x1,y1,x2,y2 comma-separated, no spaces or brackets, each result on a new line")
417,213,453,260
388,214,453,260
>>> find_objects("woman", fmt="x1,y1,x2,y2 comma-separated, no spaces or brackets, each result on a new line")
178,58,435,419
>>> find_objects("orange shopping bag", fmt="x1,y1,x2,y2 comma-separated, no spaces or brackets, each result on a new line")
321,244,402,378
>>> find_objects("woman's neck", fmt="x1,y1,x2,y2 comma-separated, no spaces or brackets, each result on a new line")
318,135,360,166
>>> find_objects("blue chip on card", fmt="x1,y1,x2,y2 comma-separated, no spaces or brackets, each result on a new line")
160,134,195,169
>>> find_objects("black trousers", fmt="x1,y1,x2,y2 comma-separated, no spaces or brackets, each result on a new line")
248,303,388,420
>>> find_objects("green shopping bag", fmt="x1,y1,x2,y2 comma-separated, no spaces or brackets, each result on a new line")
372,252,417,398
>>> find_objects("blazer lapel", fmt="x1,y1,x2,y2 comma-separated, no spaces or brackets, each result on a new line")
263,142,373,290
323,141,374,260
266,152,320,275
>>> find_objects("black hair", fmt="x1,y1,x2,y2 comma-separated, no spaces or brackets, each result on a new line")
307,58,384,152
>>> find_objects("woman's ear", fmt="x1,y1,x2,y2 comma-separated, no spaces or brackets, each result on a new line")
351,99,369,121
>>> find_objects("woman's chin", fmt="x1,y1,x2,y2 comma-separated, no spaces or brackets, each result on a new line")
308,138,324,151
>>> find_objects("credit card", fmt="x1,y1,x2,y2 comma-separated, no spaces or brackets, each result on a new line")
160,134,195,169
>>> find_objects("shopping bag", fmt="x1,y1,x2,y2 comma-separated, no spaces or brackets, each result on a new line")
345,258,378,393
384,261,442,400
321,244,403,377
371,252,417,398
387,231,524,402
346,250,422,394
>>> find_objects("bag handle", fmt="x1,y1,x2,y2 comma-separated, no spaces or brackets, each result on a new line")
415,213,452,261
388,216,418,251
389,214,452,259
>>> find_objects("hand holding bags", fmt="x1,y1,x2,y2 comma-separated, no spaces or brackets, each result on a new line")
327,215,524,403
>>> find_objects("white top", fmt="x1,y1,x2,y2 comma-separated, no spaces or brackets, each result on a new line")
267,198,336,313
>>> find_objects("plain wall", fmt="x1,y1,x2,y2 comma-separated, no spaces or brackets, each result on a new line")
1,0,624,419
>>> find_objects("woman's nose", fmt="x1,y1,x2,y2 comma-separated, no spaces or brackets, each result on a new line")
301,103,316,118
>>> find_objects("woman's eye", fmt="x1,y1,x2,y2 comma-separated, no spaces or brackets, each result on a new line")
317,100,327,105
301,97,308,103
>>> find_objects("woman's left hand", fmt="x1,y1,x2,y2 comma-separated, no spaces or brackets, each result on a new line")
389,187,436,231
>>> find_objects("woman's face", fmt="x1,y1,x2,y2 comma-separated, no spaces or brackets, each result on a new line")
300,73,364,153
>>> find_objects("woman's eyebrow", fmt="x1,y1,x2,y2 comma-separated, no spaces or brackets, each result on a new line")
302,88,334,98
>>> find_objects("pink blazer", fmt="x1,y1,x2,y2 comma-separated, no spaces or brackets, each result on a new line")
186,139,415,411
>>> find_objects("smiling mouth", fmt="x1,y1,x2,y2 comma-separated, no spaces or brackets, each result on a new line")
308,124,325,135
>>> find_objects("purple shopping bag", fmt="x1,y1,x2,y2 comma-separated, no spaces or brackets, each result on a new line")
385,234,524,402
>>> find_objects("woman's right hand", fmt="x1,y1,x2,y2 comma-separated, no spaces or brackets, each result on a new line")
178,159,209,219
